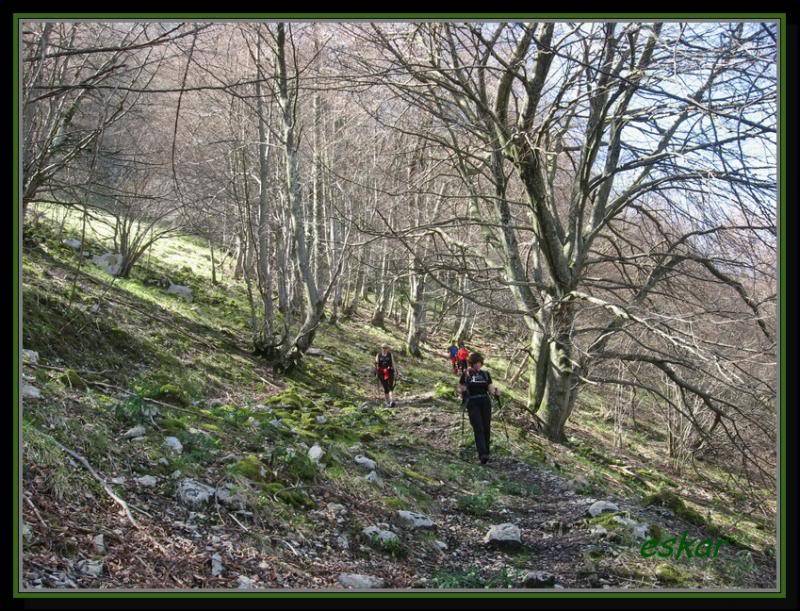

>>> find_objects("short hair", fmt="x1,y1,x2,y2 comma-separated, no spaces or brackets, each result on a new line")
468,352,484,366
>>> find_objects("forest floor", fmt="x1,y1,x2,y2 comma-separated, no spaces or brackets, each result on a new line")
19,207,777,591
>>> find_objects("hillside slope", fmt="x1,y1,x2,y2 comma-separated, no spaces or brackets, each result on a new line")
20,212,776,590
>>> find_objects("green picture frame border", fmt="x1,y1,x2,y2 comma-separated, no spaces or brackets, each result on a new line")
11,11,788,600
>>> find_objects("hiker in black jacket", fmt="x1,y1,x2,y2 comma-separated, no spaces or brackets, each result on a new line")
458,352,500,464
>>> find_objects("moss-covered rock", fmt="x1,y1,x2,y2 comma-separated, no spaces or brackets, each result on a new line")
59,369,87,390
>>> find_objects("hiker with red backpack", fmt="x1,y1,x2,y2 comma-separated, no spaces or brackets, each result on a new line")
375,343,399,407
455,341,470,374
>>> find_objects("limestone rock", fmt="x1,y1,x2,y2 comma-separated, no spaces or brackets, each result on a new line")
365,470,382,484
166,284,193,301
483,523,522,548
62,238,82,249
76,559,103,577
338,573,385,589
522,570,556,588
122,425,146,439
176,478,215,507
92,534,106,554
164,436,183,454
308,443,324,463
135,475,158,487
587,500,619,517
362,525,399,545
91,253,122,276
21,383,41,399
354,455,377,471
397,510,436,530
211,553,224,577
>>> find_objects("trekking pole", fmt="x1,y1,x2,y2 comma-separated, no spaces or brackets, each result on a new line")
494,394,511,444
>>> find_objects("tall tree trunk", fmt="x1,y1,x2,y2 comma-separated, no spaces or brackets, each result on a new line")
405,255,427,357
539,302,580,442
253,37,277,358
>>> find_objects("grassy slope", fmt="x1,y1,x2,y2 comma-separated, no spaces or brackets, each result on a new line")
20,206,775,590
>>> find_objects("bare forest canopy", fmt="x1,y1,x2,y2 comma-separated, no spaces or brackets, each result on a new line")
22,20,777,508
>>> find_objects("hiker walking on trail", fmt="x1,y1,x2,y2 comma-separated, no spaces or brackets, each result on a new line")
375,343,399,407
459,352,500,464
455,341,470,374
447,340,459,374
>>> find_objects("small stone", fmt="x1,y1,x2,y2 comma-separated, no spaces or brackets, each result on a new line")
76,559,103,577
362,525,399,545
522,570,556,588
176,478,215,507
122,425,146,439
354,455,377,471
236,575,256,589
434,540,448,551
632,523,650,540
22,522,33,543
305,347,326,357
483,523,522,548
327,503,348,516
92,534,106,554
171,470,182,479
22,349,39,365
590,525,608,538
315,415,327,424
62,238,82,249
336,534,350,550
587,501,620,517
21,383,41,400
215,484,246,509
211,553,224,576
164,436,183,454
109,476,126,485
135,475,158,487
397,510,436,530
308,443,324,463
365,470,382,484
338,573,385,589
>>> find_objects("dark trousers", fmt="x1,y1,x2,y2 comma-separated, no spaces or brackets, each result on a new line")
467,396,492,457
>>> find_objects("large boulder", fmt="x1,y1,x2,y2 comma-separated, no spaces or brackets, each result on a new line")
166,284,193,301
587,500,620,517
397,510,436,530
91,253,123,276
176,478,215,507
483,523,522,548
338,573,385,589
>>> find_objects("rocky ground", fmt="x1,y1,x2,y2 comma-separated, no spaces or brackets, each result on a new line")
20,214,777,592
